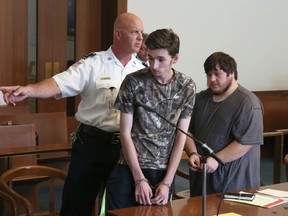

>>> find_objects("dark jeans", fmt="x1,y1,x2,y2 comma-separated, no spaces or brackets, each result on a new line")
60,129,121,216
106,164,174,211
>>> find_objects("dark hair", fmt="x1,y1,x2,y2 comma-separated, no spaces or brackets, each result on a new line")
145,28,179,57
204,52,238,80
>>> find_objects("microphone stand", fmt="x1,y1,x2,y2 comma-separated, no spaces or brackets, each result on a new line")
202,156,207,216
137,103,224,216
199,143,224,216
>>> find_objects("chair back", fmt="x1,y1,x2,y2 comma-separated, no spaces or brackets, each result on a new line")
0,165,67,216
0,188,18,216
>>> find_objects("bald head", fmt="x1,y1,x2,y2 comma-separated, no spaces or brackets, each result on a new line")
112,13,144,64
114,13,143,30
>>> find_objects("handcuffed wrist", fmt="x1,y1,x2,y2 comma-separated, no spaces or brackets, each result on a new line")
134,178,149,187
189,152,200,157
157,181,171,189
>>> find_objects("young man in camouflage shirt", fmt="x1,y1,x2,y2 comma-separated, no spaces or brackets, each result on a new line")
106,28,196,210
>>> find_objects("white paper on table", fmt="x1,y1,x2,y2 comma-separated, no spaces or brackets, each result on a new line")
257,189,288,199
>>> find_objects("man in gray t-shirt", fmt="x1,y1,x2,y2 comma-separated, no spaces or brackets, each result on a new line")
185,51,263,196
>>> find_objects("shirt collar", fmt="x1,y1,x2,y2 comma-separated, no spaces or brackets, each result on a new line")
106,47,143,69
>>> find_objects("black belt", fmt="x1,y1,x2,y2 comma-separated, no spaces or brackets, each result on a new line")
79,123,120,145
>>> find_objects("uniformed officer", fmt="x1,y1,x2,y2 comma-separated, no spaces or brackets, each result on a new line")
135,33,149,67
0,12,144,216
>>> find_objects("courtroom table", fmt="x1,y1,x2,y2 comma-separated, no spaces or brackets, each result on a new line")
0,144,72,170
0,143,72,157
107,182,288,216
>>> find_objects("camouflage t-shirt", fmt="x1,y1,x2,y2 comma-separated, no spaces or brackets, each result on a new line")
115,68,196,170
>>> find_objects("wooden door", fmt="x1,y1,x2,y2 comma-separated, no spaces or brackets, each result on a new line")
36,0,68,113
0,0,127,114
0,0,28,107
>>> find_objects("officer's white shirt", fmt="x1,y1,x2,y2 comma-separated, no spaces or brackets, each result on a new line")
53,47,144,132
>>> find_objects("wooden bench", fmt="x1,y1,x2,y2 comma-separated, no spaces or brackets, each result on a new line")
275,129,288,155
0,124,37,170
275,129,288,181
263,131,284,184
0,105,30,114
0,123,40,210
0,112,70,171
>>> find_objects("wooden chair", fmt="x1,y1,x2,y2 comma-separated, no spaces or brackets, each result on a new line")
0,165,67,216
0,124,42,211
0,188,18,216
0,112,70,210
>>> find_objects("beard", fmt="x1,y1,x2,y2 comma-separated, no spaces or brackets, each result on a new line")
211,79,233,96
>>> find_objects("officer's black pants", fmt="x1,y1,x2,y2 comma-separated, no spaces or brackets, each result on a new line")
59,129,120,216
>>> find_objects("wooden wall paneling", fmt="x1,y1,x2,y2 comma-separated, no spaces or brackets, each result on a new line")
11,0,28,86
0,0,28,107
67,0,103,115
117,0,128,15
37,0,67,113
0,0,8,85
101,0,115,50
75,0,102,59
254,91,288,132
101,0,127,50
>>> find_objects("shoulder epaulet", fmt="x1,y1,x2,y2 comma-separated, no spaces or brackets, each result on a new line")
81,52,96,60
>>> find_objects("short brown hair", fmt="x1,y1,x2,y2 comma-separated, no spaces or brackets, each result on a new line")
145,28,179,57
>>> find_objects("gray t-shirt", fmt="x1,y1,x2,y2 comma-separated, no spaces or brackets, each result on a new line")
115,68,196,170
189,85,264,196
